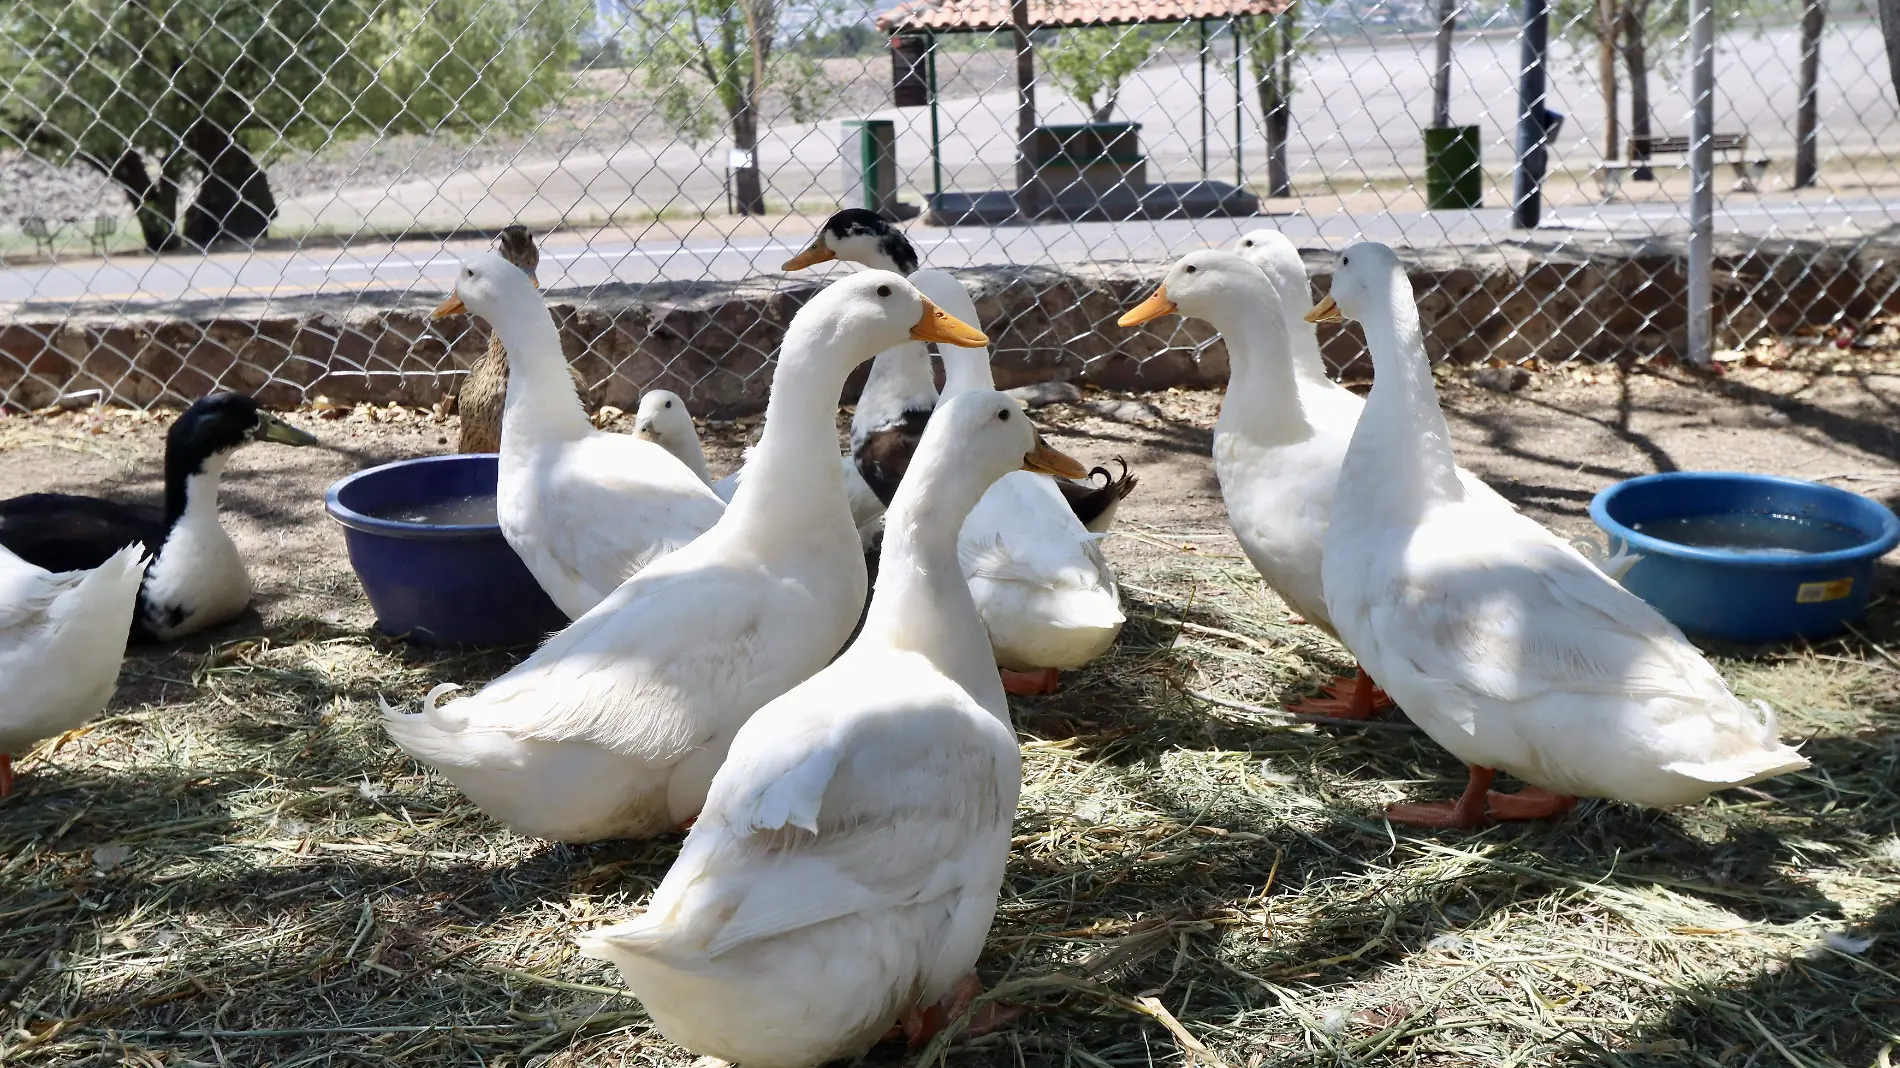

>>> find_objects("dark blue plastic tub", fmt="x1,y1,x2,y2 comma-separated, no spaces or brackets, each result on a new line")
325,454,567,646
1591,471,1900,643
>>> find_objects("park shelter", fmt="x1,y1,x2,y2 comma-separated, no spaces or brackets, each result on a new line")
873,0,1286,223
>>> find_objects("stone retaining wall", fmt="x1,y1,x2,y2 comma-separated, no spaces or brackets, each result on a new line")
3,231,1897,414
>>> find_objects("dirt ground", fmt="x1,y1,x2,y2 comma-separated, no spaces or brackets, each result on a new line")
9,351,1893,637
2,350,1898,1066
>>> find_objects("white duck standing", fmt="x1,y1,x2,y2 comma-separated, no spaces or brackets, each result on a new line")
433,255,726,619
916,272,1124,696
1313,241,1808,828
383,272,990,842
0,543,148,796
1119,243,1516,720
577,390,1070,1066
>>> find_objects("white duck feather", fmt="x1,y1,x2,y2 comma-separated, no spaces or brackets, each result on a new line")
1315,241,1807,819
434,255,726,620
382,271,989,842
577,390,1052,1067
0,543,147,787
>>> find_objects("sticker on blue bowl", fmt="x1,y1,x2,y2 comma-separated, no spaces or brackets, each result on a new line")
1796,578,1853,604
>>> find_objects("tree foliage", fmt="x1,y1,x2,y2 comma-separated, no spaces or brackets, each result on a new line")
1043,25,1163,123
0,0,584,250
617,0,830,213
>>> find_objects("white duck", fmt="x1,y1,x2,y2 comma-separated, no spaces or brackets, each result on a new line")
1119,241,1518,720
632,389,715,487
0,543,148,796
1313,241,1808,828
433,255,726,619
914,272,1124,696
637,388,887,554
383,272,990,842
577,389,1068,1065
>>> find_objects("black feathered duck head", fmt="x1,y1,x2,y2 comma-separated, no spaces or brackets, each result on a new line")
782,209,920,276
168,393,318,472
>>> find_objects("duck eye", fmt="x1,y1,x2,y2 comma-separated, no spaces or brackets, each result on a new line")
876,284,891,297
1185,264,1197,274
1242,239,1253,247
1343,256,1350,266
997,408,1010,422
664,399,673,408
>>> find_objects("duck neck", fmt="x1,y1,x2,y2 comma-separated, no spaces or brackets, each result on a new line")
672,434,714,486
489,297,591,442
936,343,995,403
861,469,1006,716
852,342,936,438
164,449,228,531
1205,293,1308,441
723,330,859,535
1288,320,1334,390
1345,286,1465,519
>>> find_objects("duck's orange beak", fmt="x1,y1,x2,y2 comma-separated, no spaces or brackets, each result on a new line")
1117,284,1176,327
1023,432,1090,479
782,243,836,271
1305,295,1343,323
911,297,988,347
431,294,466,319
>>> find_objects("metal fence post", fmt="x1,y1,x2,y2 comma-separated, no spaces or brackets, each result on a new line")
1511,0,1551,229
1688,0,1716,366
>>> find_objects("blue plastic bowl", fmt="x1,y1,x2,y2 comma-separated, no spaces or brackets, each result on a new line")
1590,471,1900,643
324,454,568,646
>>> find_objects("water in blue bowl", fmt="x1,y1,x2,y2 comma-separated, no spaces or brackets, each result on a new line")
370,493,499,527
1632,512,1866,556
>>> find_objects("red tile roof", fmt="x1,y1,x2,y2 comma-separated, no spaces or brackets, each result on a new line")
876,0,1289,33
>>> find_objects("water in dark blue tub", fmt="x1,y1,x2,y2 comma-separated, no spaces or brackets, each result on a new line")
1631,512,1867,556
371,493,499,527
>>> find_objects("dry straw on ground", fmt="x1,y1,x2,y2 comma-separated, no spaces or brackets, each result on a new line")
2,386,1898,1067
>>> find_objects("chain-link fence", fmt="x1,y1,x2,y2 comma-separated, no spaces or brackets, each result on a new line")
1,0,1896,413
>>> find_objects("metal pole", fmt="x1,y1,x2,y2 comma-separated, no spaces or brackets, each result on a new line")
1012,0,1040,219
1233,17,1244,189
1687,0,1715,366
1793,0,1824,189
1199,20,1210,179
1511,0,1551,229
928,32,942,204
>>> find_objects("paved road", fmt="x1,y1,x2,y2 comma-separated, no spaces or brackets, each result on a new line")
4,193,1895,312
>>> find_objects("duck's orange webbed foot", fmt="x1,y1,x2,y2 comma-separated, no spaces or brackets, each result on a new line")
1288,669,1392,721
1486,785,1578,821
1001,668,1061,695
1386,766,1495,830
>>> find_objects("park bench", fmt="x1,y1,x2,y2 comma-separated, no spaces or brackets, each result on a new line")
1596,133,1770,201
17,214,118,260
21,215,55,258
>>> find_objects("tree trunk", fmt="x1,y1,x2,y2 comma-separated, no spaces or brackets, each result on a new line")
1092,97,1116,123
1430,0,1458,129
1597,0,1620,161
102,149,182,253
180,122,276,248
1252,11,1295,198
1881,0,1900,110
1794,0,1825,188
1621,5,1655,181
730,105,765,215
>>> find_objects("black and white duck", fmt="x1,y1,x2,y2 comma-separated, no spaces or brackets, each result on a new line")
782,208,1136,531
0,392,319,643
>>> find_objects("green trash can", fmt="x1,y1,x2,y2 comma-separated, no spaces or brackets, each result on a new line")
1424,125,1483,210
